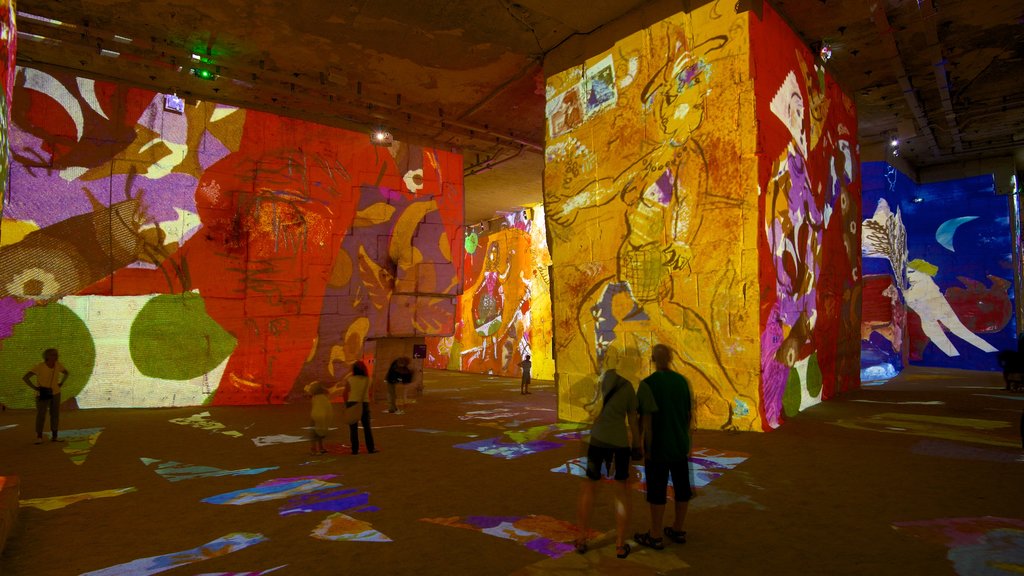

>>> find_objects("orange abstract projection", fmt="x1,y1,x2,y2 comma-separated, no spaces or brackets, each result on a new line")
544,7,762,429
0,66,463,408
544,1,860,430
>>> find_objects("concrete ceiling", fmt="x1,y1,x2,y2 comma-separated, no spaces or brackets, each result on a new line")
13,0,1024,223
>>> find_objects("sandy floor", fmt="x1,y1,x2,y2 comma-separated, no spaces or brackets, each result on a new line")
1,367,1022,576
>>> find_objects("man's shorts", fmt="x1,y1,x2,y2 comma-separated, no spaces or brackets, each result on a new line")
645,459,693,504
585,443,632,481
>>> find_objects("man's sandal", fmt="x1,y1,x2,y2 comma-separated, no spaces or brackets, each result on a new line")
616,543,631,559
634,531,664,550
664,527,687,544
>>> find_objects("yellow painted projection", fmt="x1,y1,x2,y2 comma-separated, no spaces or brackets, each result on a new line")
528,204,555,380
544,7,761,429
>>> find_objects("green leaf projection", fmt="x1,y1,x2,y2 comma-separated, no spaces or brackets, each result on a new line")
0,303,95,409
129,293,236,380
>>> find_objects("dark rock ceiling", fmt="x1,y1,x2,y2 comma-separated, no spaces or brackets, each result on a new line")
12,0,1024,223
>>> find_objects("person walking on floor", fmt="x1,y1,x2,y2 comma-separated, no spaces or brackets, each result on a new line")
575,348,642,559
519,354,532,395
634,344,694,550
344,361,376,454
23,348,69,444
305,380,337,454
384,357,413,414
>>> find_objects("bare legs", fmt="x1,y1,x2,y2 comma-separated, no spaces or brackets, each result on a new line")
576,478,631,552
650,500,688,538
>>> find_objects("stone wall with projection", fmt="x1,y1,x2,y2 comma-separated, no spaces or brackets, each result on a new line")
0,66,463,408
861,162,1015,376
544,1,860,430
425,206,555,380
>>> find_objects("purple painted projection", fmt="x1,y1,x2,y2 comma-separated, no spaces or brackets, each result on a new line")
279,487,378,516
454,437,563,460
141,457,277,481
421,515,595,558
81,532,267,576
202,476,340,506
893,517,1024,575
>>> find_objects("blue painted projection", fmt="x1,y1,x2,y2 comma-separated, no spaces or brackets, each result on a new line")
202,476,341,505
861,162,1015,375
141,458,277,482
278,487,379,516
81,532,267,576
454,437,564,459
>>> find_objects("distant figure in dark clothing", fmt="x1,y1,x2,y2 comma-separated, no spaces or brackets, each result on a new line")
23,348,69,444
385,357,413,414
634,344,694,550
344,361,375,454
519,355,532,395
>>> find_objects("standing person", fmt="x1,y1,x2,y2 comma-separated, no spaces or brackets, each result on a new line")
575,349,642,559
23,348,69,444
384,357,413,414
634,344,694,550
519,354,532,395
344,361,376,454
304,380,336,454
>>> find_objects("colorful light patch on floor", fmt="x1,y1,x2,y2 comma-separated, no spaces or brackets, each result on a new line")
312,513,391,542
202,476,341,506
141,457,278,482
251,434,308,446
893,517,1024,575
831,413,1017,447
454,437,564,460
551,448,749,496
59,427,104,465
20,487,137,511
81,532,267,576
279,486,378,516
504,423,587,443
169,412,244,437
0,424,16,432
421,515,593,558
409,428,480,438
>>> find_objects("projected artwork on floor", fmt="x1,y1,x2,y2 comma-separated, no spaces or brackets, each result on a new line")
202,476,341,506
831,413,1017,447
0,65,464,409
169,412,244,437
59,427,104,465
454,437,564,460
279,487,378,516
861,162,1015,375
312,514,391,542
893,517,1024,576
81,532,267,576
141,458,277,482
19,487,136,511
551,447,749,496
195,568,285,576
422,515,593,558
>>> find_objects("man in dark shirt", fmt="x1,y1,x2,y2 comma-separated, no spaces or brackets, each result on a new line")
635,344,693,549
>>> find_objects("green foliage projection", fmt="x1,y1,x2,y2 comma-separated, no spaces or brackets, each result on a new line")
130,293,236,380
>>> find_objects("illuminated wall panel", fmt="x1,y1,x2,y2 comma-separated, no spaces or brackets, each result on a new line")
425,208,555,379
0,0,12,208
751,3,862,429
861,161,1014,374
545,1,861,430
545,6,763,429
0,66,463,408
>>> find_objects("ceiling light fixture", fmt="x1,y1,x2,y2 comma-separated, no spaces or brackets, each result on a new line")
370,128,393,146
819,42,832,62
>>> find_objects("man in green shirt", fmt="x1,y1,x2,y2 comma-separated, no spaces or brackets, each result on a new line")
635,344,693,549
